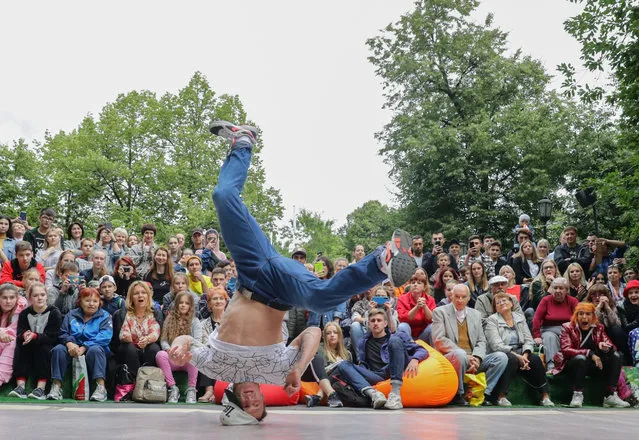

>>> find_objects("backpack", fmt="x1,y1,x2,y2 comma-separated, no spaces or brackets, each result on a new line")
330,376,370,408
132,366,167,403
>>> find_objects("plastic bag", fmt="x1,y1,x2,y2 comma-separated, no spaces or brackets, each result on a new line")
72,355,89,401
463,372,487,407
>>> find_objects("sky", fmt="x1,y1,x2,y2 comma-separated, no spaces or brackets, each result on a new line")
0,0,589,229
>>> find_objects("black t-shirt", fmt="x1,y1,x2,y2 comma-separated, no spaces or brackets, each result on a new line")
145,272,171,303
26,228,47,252
365,335,388,372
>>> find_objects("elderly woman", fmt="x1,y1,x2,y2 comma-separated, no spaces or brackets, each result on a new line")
112,281,162,381
530,258,560,310
532,277,579,372
47,288,113,401
397,272,436,344
551,302,630,408
485,292,553,406
586,284,629,364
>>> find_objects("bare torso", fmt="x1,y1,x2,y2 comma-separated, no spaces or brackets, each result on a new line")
216,294,286,346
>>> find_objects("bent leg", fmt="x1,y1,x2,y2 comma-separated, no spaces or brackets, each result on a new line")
445,349,468,395
478,352,509,396
85,345,107,381
156,350,177,386
334,361,385,394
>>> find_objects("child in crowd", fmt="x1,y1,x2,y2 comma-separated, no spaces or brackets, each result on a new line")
9,282,62,399
162,272,199,317
99,275,124,316
437,279,460,307
21,268,43,300
513,214,535,249
0,283,28,387
173,248,194,274
75,238,95,272
47,262,81,315
156,292,202,403
35,229,63,272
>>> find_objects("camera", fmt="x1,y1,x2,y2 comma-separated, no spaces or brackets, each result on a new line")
434,240,441,247
68,275,81,286
123,266,132,273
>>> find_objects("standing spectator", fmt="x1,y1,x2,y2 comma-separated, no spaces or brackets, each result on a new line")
506,228,534,261
291,247,307,264
113,257,139,297
94,225,123,273
564,262,588,300
9,282,62,399
532,278,579,372
553,226,591,274
35,229,63,272
201,229,226,274
448,239,462,268
23,208,56,253
175,233,186,250
63,222,84,252
397,272,436,343
130,224,158,278
462,236,493,276
485,241,507,282
0,214,16,266
0,283,28,387
607,264,625,304
144,247,174,304
591,237,628,277
411,235,425,268
112,228,130,257
431,284,509,406
0,242,46,287
465,261,489,308
551,302,629,408
422,232,459,277
190,228,205,255
530,259,560,310
167,236,182,266
509,240,541,285
307,256,347,329
351,244,366,264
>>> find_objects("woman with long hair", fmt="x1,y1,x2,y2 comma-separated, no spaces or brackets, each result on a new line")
45,250,76,288
113,256,139,297
509,240,541,285
607,264,625,304
466,261,488,308
433,267,459,303
564,262,587,300
530,259,560,310
586,283,630,364
0,283,28,387
197,286,229,403
0,214,16,265
144,247,174,304
36,229,63,272
94,225,122,273
63,222,84,252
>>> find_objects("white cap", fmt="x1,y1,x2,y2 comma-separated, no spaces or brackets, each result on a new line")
488,275,509,286
219,389,260,426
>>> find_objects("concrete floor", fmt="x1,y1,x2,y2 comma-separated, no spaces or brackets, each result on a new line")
0,403,635,439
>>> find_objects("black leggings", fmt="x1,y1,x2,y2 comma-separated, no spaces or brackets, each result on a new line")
563,351,622,393
13,343,52,381
301,353,329,383
117,342,161,376
494,352,549,396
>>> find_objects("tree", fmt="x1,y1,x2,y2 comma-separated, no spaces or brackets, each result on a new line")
279,209,347,261
340,200,400,254
366,0,616,243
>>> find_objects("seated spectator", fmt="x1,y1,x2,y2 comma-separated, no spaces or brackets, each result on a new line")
45,250,76,288
461,236,493,277
530,258,560,310
75,239,95,272
436,280,460,307
129,224,158,278
302,337,344,408
47,262,82,315
551,302,630,408
190,228,205,255
623,280,639,365
485,292,553,407
185,255,212,296
0,283,28,387
624,267,638,282
474,275,523,322
156,292,202,404
35,229,63,272
21,268,44,300
432,284,508,406
47,288,113,401
79,249,109,285
397,272,436,343
532,277,579,372
590,271,607,286
127,234,139,248
432,267,459,304
564,262,588,300
553,226,592,274
9,282,62,399
167,236,182,267
198,286,229,403
323,321,352,371
458,266,470,283
536,239,551,260
0,242,45,287
112,281,162,382
113,256,139,297
198,268,227,319
112,227,130,258
23,208,55,254
63,222,84,252
498,265,522,300
351,244,365,264
173,248,193,274
144,247,174,304
163,272,199,317
0,214,16,266
351,286,398,359
512,214,535,249
607,264,625,304
586,283,629,364
465,261,489,308
486,241,506,282
10,220,27,244
93,225,124,273
448,238,462,269
334,308,428,410
509,240,540,285
99,275,125,316
307,256,348,329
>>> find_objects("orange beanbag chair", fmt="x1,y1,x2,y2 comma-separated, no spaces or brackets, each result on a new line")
374,341,457,407
213,381,299,406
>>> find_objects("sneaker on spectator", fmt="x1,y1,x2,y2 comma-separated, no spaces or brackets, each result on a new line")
185,387,197,404
497,396,512,407
384,392,403,410
541,396,555,407
569,391,583,408
371,390,387,409
90,384,107,402
9,385,27,399
327,392,343,408
28,387,46,400
305,394,321,407
168,385,180,403
209,121,257,144
603,392,631,408
377,229,416,288
47,383,63,401
450,394,469,406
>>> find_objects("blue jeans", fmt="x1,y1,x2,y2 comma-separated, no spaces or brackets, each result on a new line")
445,349,508,396
397,323,432,345
212,144,387,313
334,335,408,393
51,344,108,381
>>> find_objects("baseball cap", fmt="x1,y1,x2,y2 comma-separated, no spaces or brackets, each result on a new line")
488,275,508,286
219,389,260,426
191,228,204,236
291,247,306,258
448,239,460,246
99,275,116,287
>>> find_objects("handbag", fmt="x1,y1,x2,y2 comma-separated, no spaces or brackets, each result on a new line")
463,372,487,407
132,366,167,403
72,355,89,401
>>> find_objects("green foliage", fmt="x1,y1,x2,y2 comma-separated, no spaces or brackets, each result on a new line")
2,72,283,242
340,200,399,254
279,209,348,262
366,0,618,244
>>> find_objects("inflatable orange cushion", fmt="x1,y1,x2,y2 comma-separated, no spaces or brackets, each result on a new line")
213,380,299,406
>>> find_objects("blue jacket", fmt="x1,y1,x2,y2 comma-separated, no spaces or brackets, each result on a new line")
59,307,113,354
2,237,16,261
357,330,429,369
307,300,347,328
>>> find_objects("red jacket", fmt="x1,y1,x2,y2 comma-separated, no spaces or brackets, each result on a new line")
551,321,614,375
0,259,46,287
397,292,436,337
532,295,579,338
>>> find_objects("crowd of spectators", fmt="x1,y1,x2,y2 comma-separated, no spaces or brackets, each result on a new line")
1,208,638,409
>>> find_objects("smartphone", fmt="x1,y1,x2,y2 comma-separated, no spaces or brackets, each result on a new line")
68,275,81,286
372,296,388,306
105,222,112,232
434,240,441,247
19,211,27,221
314,261,325,273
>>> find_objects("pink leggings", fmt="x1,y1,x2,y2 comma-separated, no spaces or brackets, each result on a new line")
0,340,17,386
155,350,198,387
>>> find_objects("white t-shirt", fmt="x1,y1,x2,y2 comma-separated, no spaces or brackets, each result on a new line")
190,329,300,385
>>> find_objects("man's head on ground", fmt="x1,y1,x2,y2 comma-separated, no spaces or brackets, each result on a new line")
225,383,266,423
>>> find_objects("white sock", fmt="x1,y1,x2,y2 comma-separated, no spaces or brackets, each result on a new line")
364,388,376,398
391,381,401,395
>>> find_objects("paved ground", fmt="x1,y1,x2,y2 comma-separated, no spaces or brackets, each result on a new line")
0,403,635,439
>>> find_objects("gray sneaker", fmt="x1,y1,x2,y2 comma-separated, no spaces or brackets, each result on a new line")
47,383,63,401
209,121,258,143
168,385,180,403
384,392,403,410
603,391,631,408
371,391,387,409
28,387,46,400
90,384,108,402
569,391,583,408
378,229,417,288
185,387,197,404
9,385,27,399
